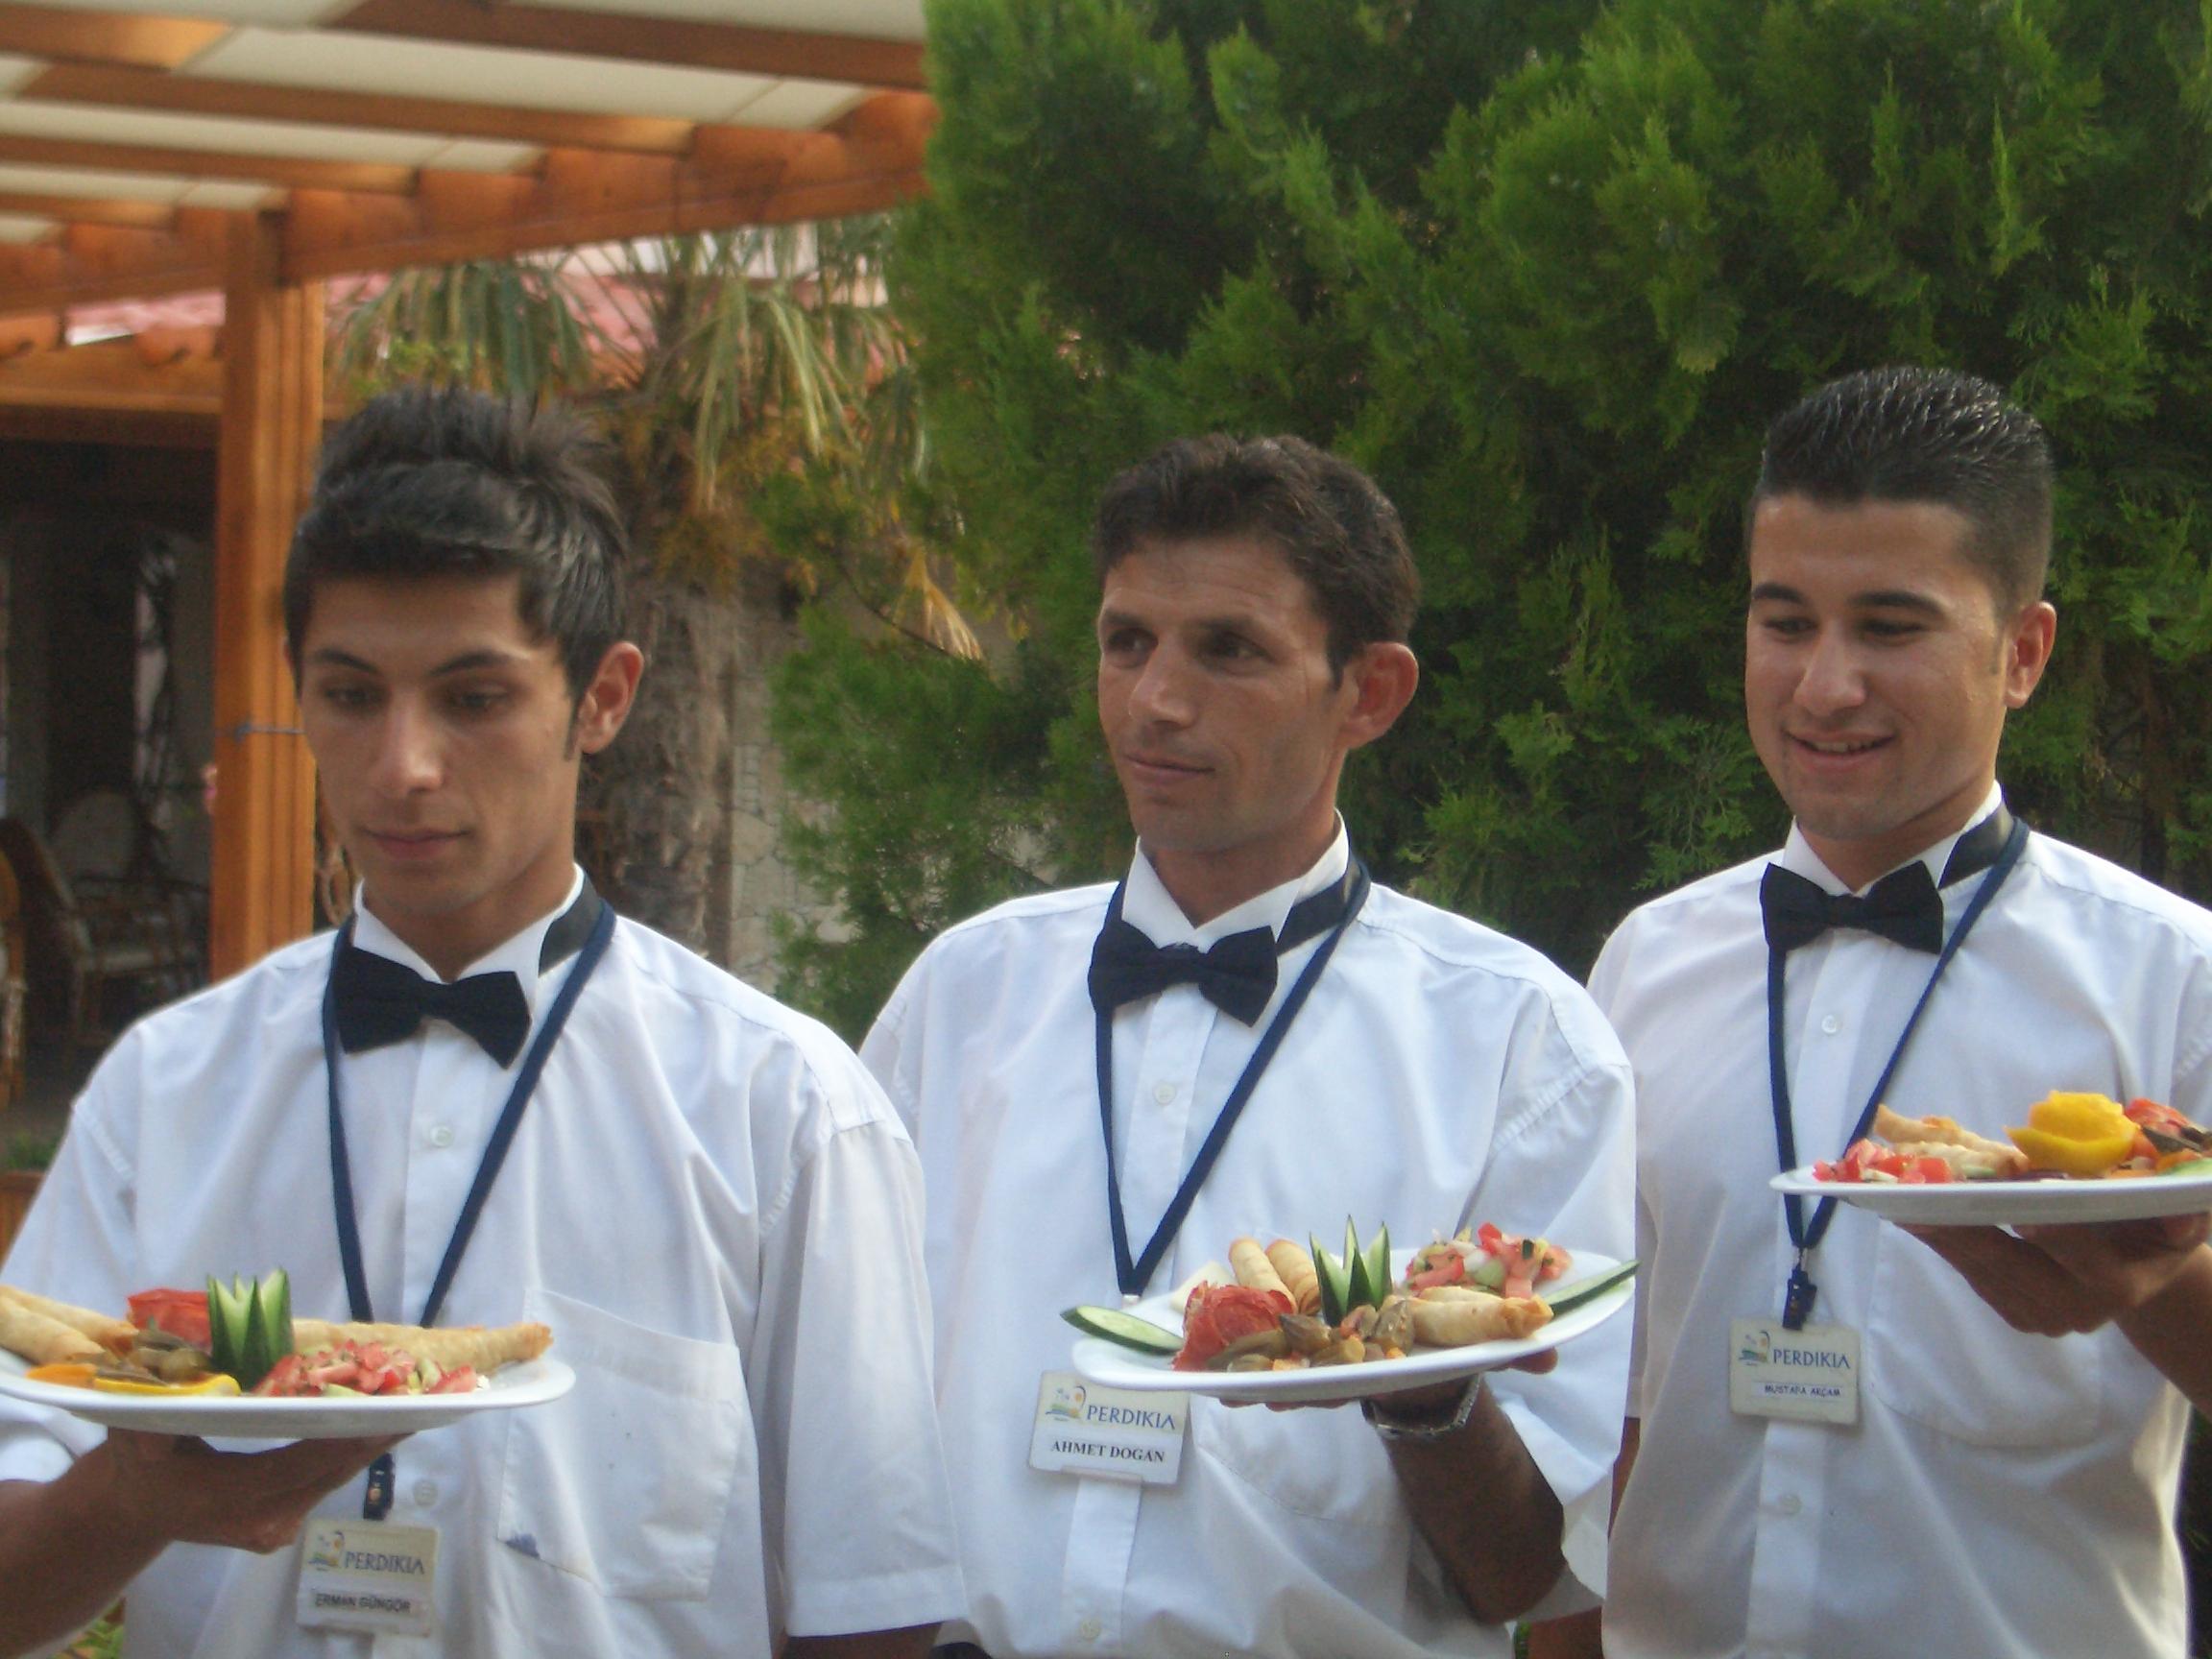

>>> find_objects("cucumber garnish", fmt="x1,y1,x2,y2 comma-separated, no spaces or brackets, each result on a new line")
205,1268,294,1391
1312,1218,1391,1326
1063,1304,1182,1357
1543,1260,1637,1318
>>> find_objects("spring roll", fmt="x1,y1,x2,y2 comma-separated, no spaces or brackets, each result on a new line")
1872,1104,2030,1178
1407,1286,1552,1348
1264,1238,1322,1314
1229,1238,1292,1304
0,1285,133,1351
291,1319,551,1373
0,1296,103,1366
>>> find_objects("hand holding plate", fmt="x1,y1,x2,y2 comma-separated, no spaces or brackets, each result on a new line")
1902,1213,2211,1336
94,1428,404,1555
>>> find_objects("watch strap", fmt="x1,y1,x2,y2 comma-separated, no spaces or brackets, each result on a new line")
1361,1371,1486,1443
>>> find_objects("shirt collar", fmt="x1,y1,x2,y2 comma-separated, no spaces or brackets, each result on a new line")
1120,819,1352,948
349,866,588,1019
1778,784,2006,896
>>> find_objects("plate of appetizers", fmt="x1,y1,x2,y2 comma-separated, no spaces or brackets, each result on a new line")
1771,1096,2212,1227
1066,1224,1635,1404
0,1274,572,1438
0,1348,575,1438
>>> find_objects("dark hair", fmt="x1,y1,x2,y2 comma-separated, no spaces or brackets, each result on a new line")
1751,366,2054,609
1091,434,1420,672
284,387,627,697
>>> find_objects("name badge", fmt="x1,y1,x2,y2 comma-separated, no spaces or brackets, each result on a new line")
1729,1318,1860,1425
296,1518,439,1637
1028,1369,1187,1484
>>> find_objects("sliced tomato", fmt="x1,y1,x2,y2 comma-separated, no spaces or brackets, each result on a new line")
1173,1282,1290,1371
2126,1097,2197,1135
1403,1244,1466,1292
1901,1156,1955,1184
127,1288,210,1350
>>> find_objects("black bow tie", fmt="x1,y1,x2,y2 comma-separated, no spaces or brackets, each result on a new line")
330,945,532,1067
1759,808,2016,956
1760,862,1944,955
1087,862,1361,1025
1089,922,1279,1024
328,886,603,1067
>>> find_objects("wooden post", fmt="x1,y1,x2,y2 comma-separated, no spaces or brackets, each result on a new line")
208,210,321,980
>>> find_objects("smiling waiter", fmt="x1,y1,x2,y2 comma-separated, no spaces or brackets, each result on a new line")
1534,367,2212,1659
0,388,961,1659
861,433,1635,1659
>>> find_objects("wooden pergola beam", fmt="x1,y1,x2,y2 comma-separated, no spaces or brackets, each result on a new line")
0,190,176,229
0,92,930,313
0,2,228,70
0,209,227,313
0,133,419,195
209,210,319,978
0,332,222,414
330,0,927,90
20,63,699,158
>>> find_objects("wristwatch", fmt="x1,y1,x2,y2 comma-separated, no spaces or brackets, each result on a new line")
1361,1373,1485,1443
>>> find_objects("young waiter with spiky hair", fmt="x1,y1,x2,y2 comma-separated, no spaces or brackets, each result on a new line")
0,388,962,1659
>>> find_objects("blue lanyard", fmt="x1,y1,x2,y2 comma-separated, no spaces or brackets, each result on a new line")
1767,818,2028,1329
321,897,613,1515
1096,859,1370,1296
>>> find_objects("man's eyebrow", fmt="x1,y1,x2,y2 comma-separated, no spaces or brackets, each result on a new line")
426,649,528,675
301,646,527,675
1849,589,1947,616
1746,582,1946,616
302,646,377,672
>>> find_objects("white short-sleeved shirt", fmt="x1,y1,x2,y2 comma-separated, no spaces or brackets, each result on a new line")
1590,796,2212,1659
0,875,963,1658
863,829,1637,1659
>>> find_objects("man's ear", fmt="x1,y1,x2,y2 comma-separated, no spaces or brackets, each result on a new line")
2004,600,2057,709
1341,641,1420,753
571,641,645,757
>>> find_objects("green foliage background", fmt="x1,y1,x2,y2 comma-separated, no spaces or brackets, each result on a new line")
773,0,2212,1039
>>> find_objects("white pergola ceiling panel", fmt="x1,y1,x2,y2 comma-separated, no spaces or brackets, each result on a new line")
0,0,937,311
191,28,792,125
515,0,925,36
725,79,868,131
0,162,191,203
0,212,54,240
174,179,277,207
18,0,351,25
0,100,531,169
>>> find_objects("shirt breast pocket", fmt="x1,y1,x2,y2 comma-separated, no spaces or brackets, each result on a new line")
1863,1225,2107,1449
496,1287,751,1599
1190,1392,1403,1527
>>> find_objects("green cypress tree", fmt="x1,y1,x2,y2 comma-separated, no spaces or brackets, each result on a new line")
772,0,2212,1033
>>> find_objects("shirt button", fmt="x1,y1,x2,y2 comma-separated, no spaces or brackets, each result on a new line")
1075,1618,1102,1643
427,1125,454,1148
413,1479,439,1506
1777,1492,1802,1516
1152,1082,1176,1105
1819,1014,1841,1036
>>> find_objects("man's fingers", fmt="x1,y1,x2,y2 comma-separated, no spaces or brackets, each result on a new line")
93,1431,405,1555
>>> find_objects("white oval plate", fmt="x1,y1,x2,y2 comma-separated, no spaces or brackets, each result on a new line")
1771,1165,2212,1227
1070,1250,1631,1404
0,1352,574,1438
